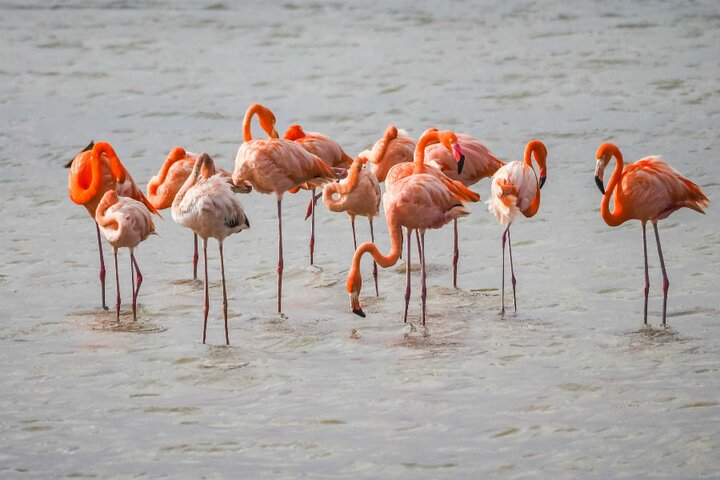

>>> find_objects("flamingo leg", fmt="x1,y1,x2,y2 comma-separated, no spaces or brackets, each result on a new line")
193,233,199,281
507,226,517,313
501,226,508,314
642,222,650,325
351,215,357,251
130,255,136,320
453,219,459,289
113,248,120,321
219,241,229,345
370,217,378,297
309,188,316,265
96,222,109,310
403,228,412,323
277,198,284,314
653,222,670,327
420,231,427,326
131,251,143,322
202,238,209,344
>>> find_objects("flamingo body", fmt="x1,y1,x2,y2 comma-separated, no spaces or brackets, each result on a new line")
424,133,503,186
364,125,416,183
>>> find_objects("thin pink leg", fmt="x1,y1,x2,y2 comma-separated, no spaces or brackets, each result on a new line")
403,228,412,323
309,188,315,265
453,219,459,289
420,231,427,326
219,241,229,345
351,216,357,251
370,218,378,297
501,226,508,314
193,233,199,280
507,226,517,313
96,222,108,310
277,198,284,314
130,255,136,319
131,251,143,321
642,222,649,325
202,238,209,344
113,248,120,321
653,222,670,327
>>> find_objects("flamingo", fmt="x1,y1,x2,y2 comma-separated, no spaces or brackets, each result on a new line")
425,133,504,287
147,147,251,280
95,190,156,321
594,142,708,326
323,156,382,295
346,130,473,325
232,103,337,314
283,124,353,265
363,125,416,183
67,141,160,310
487,140,548,314
172,153,249,345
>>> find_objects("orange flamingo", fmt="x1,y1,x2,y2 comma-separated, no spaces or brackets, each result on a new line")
232,103,337,314
363,125,416,183
487,140,548,314
323,156,382,295
68,141,160,310
594,143,708,326
173,153,249,344
147,147,250,280
284,124,353,265
425,133,504,287
95,191,156,321
346,130,474,325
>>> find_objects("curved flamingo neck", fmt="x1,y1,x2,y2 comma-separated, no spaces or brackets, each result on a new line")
413,130,441,173
69,142,125,207
148,147,187,197
323,162,362,208
522,140,547,217
347,211,403,296
601,147,626,227
243,103,278,142
373,125,398,165
95,192,119,230
174,155,204,207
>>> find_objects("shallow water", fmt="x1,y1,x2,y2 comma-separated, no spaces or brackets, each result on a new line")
1,0,719,478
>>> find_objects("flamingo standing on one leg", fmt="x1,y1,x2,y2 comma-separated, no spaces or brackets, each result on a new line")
173,153,250,344
67,141,160,310
594,142,708,326
425,133,504,287
347,130,473,325
147,147,251,280
487,140,548,314
95,191,156,321
363,125,416,183
232,103,337,314
323,156,382,295
284,124,352,265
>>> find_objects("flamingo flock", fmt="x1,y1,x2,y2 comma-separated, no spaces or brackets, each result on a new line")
66,103,709,344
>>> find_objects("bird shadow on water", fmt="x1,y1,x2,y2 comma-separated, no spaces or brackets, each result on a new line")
69,307,167,334
624,325,687,351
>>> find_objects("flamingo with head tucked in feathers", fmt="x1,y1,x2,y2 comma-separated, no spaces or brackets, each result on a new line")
487,140,548,314
594,142,708,327
67,141,160,310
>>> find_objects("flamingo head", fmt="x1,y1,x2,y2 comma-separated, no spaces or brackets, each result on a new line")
197,153,217,179
438,130,465,174
65,140,94,168
258,106,279,138
595,143,618,195
346,269,365,318
497,178,518,197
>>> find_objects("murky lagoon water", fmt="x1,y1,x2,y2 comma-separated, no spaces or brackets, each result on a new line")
1,1,719,478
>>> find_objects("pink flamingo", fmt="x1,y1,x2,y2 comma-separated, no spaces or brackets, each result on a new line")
594,142,708,326
147,147,250,280
284,124,353,265
68,141,160,310
363,125,416,183
173,153,249,345
346,130,473,325
487,140,548,314
232,103,337,314
425,133,504,287
323,156,382,295
95,190,156,321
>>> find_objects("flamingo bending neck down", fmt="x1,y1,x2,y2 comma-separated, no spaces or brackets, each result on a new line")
67,141,160,310
95,190,156,321
594,142,708,326
487,140,548,314
364,125,416,183
232,103,337,314
173,153,249,344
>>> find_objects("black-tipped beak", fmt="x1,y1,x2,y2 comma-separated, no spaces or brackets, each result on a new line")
65,140,94,168
539,175,546,189
595,175,605,195
352,308,366,318
457,154,465,175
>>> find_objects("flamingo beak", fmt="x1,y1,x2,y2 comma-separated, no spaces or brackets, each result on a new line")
539,175,546,189
350,292,365,317
64,140,94,168
453,144,465,175
595,175,605,195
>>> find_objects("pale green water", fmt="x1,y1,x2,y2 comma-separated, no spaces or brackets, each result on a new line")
1,1,719,478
